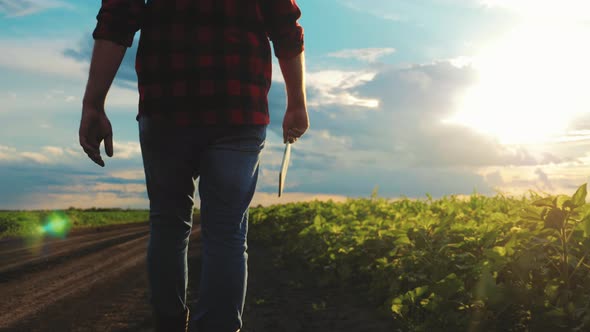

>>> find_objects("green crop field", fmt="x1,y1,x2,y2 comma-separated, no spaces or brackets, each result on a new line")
3,185,590,331
248,184,590,331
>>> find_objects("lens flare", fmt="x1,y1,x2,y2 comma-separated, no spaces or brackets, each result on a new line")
39,211,72,238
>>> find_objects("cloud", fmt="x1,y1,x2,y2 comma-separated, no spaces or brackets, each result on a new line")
0,0,72,17
64,147,84,158
0,145,57,164
0,37,138,109
484,170,504,187
0,161,150,209
20,152,51,164
108,169,145,181
567,113,590,134
327,48,396,63
61,36,141,106
260,56,572,198
265,52,590,199
341,0,406,21
284,165,493,198
42,146,65,157
112,141,141,159
0,145,18,162
305,69,380,108
0,158,347,209
335,61,549,168
0,39,87,79
44,90,77,103
64,35,139,88
0,163,101,209
0,142,141,165
477,154,590,198
539,153,562,165
535,168,553,191
104,86,139,107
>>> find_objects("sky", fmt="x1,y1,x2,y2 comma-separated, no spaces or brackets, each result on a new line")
1,0,590,209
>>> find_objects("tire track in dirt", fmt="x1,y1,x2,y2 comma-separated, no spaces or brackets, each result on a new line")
0,223,158,329
0,225,150,280
0,223,148,253
2,224,203,332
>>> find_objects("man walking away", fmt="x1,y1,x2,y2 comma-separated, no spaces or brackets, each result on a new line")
78,0,309,331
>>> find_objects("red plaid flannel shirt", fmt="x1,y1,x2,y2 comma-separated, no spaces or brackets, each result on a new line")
92,0,304,126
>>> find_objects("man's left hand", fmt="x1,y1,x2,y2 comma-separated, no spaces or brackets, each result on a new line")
79,104,114,167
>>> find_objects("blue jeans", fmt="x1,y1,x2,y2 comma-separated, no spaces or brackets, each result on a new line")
139,116,266,332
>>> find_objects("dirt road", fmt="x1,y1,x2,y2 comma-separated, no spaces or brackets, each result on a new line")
0,222,396,332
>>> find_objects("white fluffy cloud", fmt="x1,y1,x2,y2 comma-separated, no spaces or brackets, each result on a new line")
0,145,18,161
0,145,58,164
108,169,145,181
478,160,590,198
327,48,396,63
112,141,141,159
0,39,87,79
0,143,140,165
20,151,51,164
280,54,590,198
305,69,380,108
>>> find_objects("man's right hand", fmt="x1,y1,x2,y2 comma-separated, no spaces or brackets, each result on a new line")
79,104,114,167
282,105,309,144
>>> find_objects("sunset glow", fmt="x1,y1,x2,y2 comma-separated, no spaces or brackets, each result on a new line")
445,20,590,145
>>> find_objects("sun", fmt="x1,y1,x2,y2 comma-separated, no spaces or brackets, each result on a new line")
444,20,590,145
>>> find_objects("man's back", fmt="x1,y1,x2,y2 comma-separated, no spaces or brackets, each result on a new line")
80,3,308,329
92,0,304,127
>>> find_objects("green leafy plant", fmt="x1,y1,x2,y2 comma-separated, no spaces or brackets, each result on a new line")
248,184,590,331
519,184,590,328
